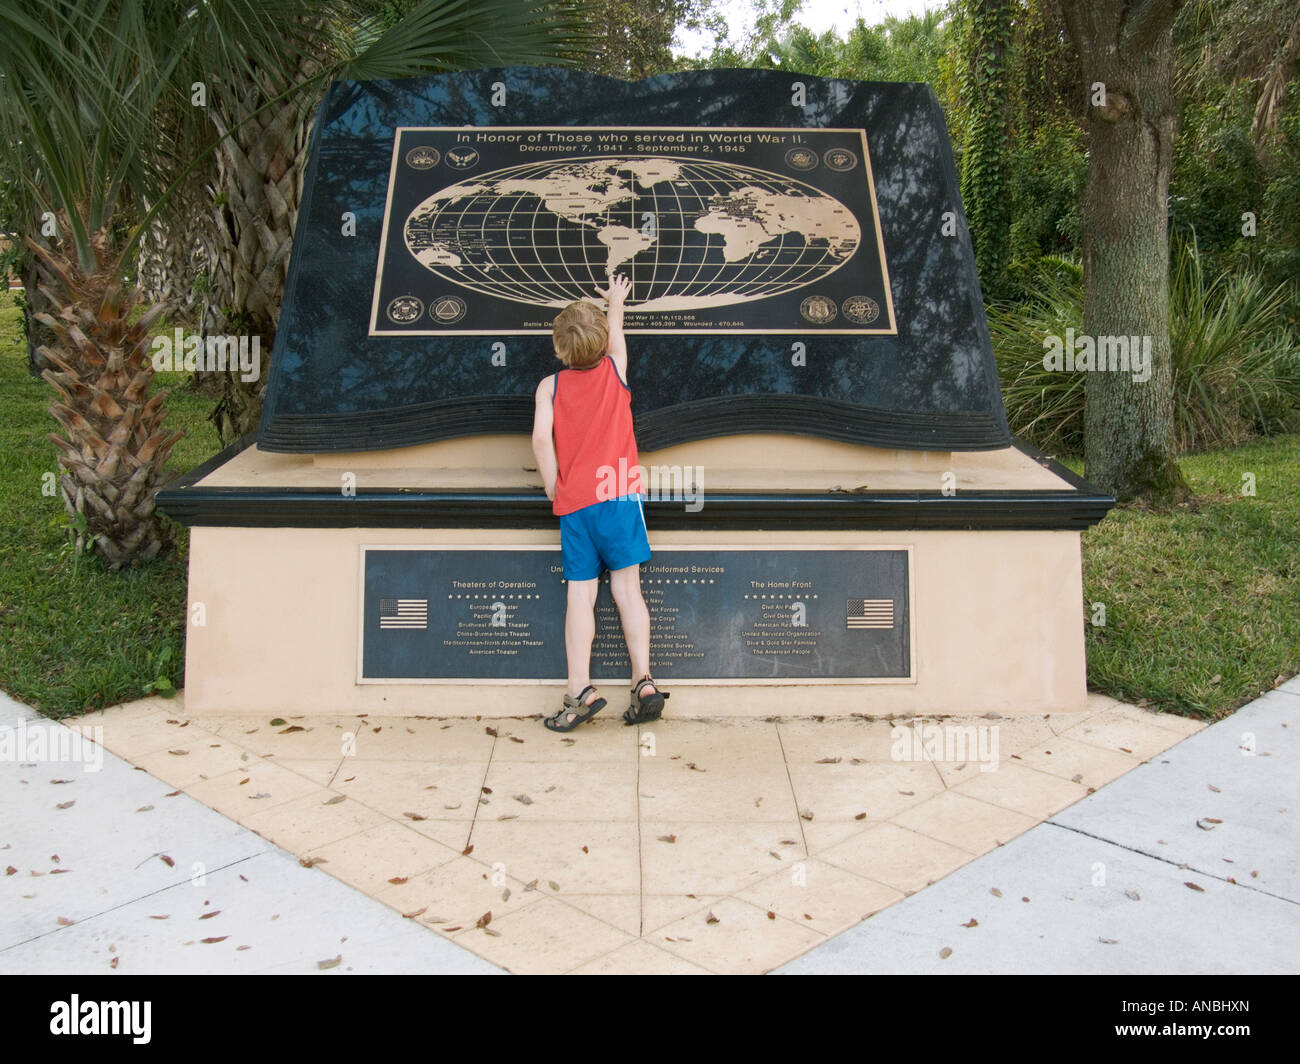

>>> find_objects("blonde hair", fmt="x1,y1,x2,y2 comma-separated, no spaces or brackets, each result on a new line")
551,300,608,368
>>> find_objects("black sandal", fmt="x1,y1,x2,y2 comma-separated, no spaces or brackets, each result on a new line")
623,675,668,725
544,685,606,732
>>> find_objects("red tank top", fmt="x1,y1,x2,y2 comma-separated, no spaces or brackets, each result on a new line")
552,356,641,516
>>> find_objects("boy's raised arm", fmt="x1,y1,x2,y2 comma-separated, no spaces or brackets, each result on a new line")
595,272,632,379
531,375,558,501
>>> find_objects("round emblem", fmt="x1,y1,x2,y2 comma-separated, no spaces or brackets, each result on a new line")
444,146,480,170
386,296,424,323
404,146,440,170
824,147,858,172
429,295,467,324
841,294,880,325
800,294,838,324
785,147,819,171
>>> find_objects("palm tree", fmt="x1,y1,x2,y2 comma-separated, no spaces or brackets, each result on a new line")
0,0,597,569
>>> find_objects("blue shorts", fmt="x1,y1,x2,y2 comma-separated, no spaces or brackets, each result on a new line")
559,495,651,580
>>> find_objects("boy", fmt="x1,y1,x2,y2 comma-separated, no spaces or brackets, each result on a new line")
531,273,667,731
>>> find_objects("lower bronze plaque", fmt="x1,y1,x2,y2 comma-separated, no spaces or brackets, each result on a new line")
359,545,912,683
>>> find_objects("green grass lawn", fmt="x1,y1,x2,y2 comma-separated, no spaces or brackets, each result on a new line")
0,289,1296,722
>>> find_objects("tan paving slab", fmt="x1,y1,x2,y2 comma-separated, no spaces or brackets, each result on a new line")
128,738,264,789
640,893,725,934
347,716,499,759
653,896,824,974
206,716,360,760
569,937,712,974
372,854,544,932
452,895,636,974
557,894,641,936
490,717,639,761
65,712,195,759
953,760,1092,819
240,789,392,852
890,790,1039,855
274,757,346,788
640,820,806,895
183,761,326,820
302,821,464,894
1013,734,1142,787
466,820,641,895
636,718,786,765
1060,708,1198,760
329,759,487,821
786,760,945,822
775,718,904,762
638,756,798,821
479,759,638,821
819,821,977,893
78,693,1188,974
735,857,905,936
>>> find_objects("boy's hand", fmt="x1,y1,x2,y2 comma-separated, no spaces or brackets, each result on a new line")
595,272,632,308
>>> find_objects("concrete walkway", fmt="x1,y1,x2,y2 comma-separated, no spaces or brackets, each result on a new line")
2,680,1296,974
0,691,501,974
777,679,1300,973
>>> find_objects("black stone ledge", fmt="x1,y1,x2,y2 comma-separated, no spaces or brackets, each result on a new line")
257,396,1011,453
156,433,1114,531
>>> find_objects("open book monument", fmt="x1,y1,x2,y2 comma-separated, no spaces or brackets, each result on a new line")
157,67,1114,718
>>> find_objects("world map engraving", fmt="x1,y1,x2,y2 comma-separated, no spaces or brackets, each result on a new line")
403,157,861,311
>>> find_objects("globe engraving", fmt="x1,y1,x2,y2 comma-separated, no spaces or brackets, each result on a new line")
403,157,861,312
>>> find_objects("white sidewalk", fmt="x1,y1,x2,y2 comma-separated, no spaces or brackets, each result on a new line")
777,679,1300,973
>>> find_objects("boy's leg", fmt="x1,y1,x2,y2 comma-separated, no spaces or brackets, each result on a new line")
608,563,655,695
564,577,601,707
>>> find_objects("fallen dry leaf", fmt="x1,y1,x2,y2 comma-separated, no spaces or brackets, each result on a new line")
939,947,952,959
167,750,188,756
962,918,978,928
990,888,1003,898
159,855,175,868
1098,936,1118,945
767,911,776,920
476,911,492,929
198,911,221,920
1185,881,1205,892
110,957,119,969
299,857,325,868
279,725,305,734
462,845,474,856
1124,890,1141,901
514,794,533,805
548,880,560,892
706,911,720,924
799,808,814,821
403,907,427,920
388,876,408,885
323,795,346,805
403,812,426,821
854,812,867,820
199,936,227,944
815,757,841,764
1208,784,1221,793
55,800,75,810
657,834,677,844
317,955,342,970
57,916,75,926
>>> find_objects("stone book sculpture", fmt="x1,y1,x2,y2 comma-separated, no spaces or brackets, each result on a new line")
256,66,1012,453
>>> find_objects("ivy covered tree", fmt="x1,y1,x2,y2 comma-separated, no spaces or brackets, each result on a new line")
957,0,1015,296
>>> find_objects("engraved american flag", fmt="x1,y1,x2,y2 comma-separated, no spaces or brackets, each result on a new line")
379,598,428,630
846,598,894,629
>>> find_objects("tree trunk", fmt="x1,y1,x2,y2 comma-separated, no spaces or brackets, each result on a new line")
202,63,316,445
1062,0,1189,502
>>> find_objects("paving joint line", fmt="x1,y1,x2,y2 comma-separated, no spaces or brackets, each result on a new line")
1042,820,1300,907
0,849,274,955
